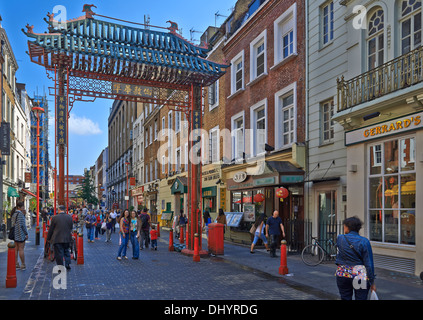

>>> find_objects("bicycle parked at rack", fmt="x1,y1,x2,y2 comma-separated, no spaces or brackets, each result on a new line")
301,233,338,266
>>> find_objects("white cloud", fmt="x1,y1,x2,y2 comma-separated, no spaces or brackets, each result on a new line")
69,114,102,135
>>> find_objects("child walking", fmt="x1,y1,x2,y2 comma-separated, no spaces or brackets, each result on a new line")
150,225,158,250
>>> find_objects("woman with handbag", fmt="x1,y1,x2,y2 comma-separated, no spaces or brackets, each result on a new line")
11,201,28,270
335,216,376,300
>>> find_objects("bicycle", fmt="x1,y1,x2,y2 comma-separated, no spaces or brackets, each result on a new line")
301,233,338,266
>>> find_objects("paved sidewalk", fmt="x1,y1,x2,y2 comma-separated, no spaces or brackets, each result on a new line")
0,225,422,300
196,232,423,300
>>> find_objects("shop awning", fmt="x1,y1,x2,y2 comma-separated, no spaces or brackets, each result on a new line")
20,188,42,200
247,161,305,176
171,176,188,194
7,187,19,197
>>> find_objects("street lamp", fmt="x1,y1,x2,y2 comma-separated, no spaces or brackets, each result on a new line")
32,105,44,246
125,162,130,210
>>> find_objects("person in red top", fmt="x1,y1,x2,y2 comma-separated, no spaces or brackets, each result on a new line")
150,225,158,251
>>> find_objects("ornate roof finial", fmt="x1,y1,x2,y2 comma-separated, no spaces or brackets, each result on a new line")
82,4,97,19
167,20,179,34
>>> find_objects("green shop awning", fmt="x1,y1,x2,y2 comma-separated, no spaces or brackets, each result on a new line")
7,187,19,197
171,177,188,194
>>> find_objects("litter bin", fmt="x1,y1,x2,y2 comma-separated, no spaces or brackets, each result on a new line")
207,223,224,255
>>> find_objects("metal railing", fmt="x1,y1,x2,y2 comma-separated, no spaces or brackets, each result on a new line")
337,46,423,112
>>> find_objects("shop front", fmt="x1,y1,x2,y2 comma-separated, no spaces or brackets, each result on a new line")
344,111,423,275
223,161,305,247
131,185,144,210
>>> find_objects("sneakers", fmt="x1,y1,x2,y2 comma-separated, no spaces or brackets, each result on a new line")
20,264,26,270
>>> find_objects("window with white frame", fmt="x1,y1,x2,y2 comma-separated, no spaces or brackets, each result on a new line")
175,147,181,173
231,112,244,161
209,80,219,110
368,137,416,245
321,99,335,143
250,100,267,157
400,0,422,54
231,51,244,94
367,8,385,70
209,127,219,164
149,125,153,145
162,155,166,174
184,142,188,171
175,111,180,133
274,3,297,64
250,30,267,80
275,84,296,149
322,1,334,45
154,119,158,140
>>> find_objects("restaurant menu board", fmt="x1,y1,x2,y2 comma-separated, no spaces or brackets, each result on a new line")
226,212,243,227
243,204,255,222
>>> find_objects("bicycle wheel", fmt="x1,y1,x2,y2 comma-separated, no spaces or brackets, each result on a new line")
301,243,325,266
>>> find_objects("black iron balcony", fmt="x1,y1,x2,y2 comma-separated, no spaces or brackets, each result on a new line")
337,46,423,112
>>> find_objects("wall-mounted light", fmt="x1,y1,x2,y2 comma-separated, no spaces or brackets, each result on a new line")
363,112,380,121
349,164,357,173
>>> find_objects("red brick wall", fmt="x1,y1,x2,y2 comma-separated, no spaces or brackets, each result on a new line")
222,0,306,149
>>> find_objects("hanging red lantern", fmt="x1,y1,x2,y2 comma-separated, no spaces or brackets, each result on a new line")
276,187,289,202
253,193,265,203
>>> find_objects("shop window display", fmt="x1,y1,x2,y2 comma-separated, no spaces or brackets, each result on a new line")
368,137,416,245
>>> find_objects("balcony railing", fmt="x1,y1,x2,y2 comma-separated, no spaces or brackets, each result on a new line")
337,46,423,112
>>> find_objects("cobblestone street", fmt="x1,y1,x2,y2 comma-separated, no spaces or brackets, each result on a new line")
19,230,331,301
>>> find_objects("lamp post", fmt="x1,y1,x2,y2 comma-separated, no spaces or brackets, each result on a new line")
125,162,130,210
32,106,44,246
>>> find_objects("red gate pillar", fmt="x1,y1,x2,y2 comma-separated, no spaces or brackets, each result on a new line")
182,85,207,258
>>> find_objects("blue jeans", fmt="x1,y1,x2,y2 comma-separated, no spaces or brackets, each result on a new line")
87,227,94,241
117,233,129,257
336,276,370,300
130,231,139,258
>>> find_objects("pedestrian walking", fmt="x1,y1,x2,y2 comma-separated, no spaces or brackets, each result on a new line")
117,209,130,260
139,208,150,250
265,210,285,258
250,214,269,254
94,210,101,239
104,212,113,242
216,208,227,232
110,210,117,233
150,225,158,250
11,201,28,270
203,210,211,238
335,216,376,300
85,210,96,242
130,210,140,259
46,205,73,270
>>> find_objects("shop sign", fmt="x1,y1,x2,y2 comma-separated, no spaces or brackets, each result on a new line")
345,111,423,146
233,171,247,183
202,186,217,197
280,175,304,183
253,176,277,186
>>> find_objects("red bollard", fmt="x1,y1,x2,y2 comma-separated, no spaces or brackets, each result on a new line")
169,229,174,251
5,242,17,288
77,233,84,265
179,225,184,244
43,221,46,238
279,240,289,275
193,233,200,262
157,222,160,237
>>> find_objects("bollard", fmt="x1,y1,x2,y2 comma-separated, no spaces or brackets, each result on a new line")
278,240,289,275
193,233,200,262
179,225,184,244
35,226,40,246
169,229,174,251
77,233,84,265
43,221,46,238
157,222,160,237
5,242,17,288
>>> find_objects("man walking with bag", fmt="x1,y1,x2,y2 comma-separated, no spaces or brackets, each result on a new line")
47,205,73,270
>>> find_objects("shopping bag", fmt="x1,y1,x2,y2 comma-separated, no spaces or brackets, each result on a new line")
369,290,379,300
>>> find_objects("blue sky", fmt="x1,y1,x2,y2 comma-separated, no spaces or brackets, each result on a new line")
0,0,236,175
